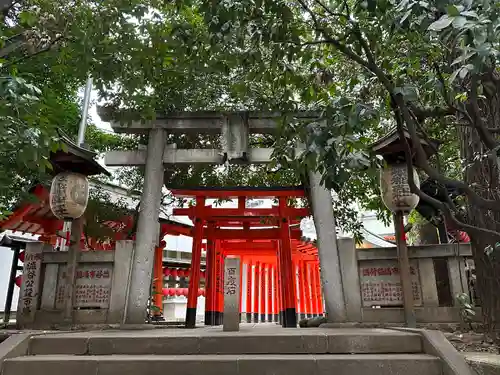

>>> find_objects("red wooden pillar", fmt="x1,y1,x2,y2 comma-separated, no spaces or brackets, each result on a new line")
276,241,284,324
305,262,314,318
272,263,279,323
310,262,319,317
260,263,266,322
267,264,273,322
314,263,324,316
246,260,253,323
215,239,224,325
253,261,260,322
186,197,205,328
153,243,164,318
298,260,307,320
279,197,297,328
204,222,215,325
239,257,244,322
294,261,300,320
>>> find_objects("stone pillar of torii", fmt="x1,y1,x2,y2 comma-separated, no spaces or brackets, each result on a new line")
99,108,347,325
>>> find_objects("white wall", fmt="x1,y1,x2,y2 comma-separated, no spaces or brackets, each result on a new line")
0,247,19,312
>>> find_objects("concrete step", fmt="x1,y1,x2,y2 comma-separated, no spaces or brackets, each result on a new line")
3,354,442,375
28,329,423,355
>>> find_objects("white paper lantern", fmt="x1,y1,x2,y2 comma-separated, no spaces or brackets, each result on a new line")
380,164,420,213
49,172,89,220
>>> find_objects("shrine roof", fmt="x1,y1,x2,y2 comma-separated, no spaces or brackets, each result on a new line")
51,129,110,177
0,184,190,238
0,233,39,248
168,185,306,198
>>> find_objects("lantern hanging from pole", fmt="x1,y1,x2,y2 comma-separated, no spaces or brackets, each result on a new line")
380,163,420,213
49,172,89,220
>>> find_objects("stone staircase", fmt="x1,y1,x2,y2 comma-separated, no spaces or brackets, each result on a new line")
2,327,444,375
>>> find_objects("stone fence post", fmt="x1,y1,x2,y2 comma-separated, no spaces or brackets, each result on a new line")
337,238,362,322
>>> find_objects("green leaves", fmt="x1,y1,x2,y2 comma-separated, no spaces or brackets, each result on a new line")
394,85,419,101
428,14,453,31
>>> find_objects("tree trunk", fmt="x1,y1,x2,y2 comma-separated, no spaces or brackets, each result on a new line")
458,70,500,342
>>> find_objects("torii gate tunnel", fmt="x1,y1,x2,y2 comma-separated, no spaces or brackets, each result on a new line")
159,187,324,328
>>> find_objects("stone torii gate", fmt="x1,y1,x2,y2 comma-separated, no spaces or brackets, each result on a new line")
99,109,347,325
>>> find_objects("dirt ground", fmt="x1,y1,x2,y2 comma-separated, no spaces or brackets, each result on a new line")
445,331,500,354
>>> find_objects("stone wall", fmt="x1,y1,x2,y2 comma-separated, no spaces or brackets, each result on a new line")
338,239,480,323
16,241,133,329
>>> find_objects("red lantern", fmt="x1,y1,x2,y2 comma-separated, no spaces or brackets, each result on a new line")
14,275,22,287
159,240,166,248
177,269,185,278
200,271,206,279
162,288,168,296
163,268,170,277
175,288,181,296
201,289,206,297
181,288,188,297
170,269,178,278
18,251,25,263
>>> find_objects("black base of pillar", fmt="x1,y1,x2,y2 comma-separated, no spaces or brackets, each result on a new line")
214,311,223,325
273,314,279,322
267,314,273,322
205,311,215,325
260,314,266,323
185,308,197,328
253,313,259,322
213,311,218,325
246,313,252,323
283,308,297,328
279,311,285,326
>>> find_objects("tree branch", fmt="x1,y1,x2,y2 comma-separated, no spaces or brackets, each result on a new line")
409,104,456,122
312,0,349,19
396,117,500,239
469,75,498,150
0,35,63,70
393,93,500,212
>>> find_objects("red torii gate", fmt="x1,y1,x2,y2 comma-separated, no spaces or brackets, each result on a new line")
167,186,324,328
1,184,324,326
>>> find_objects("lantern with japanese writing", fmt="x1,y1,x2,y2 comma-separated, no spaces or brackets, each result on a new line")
49,172,89,220
380,164,420,213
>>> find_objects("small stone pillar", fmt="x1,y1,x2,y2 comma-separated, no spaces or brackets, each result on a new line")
447,256,469,304
418,258,439,306
17,243,43,328
337,238,362,321
223,256,241,332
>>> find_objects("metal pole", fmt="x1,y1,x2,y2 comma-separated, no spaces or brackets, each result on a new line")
64,218,84,323
77,76,93,147
4,246,20,324
394,211,416,328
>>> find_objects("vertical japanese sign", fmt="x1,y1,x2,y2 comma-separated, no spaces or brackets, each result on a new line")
223,256,241,332
359,259,422,307
19,243,43,323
